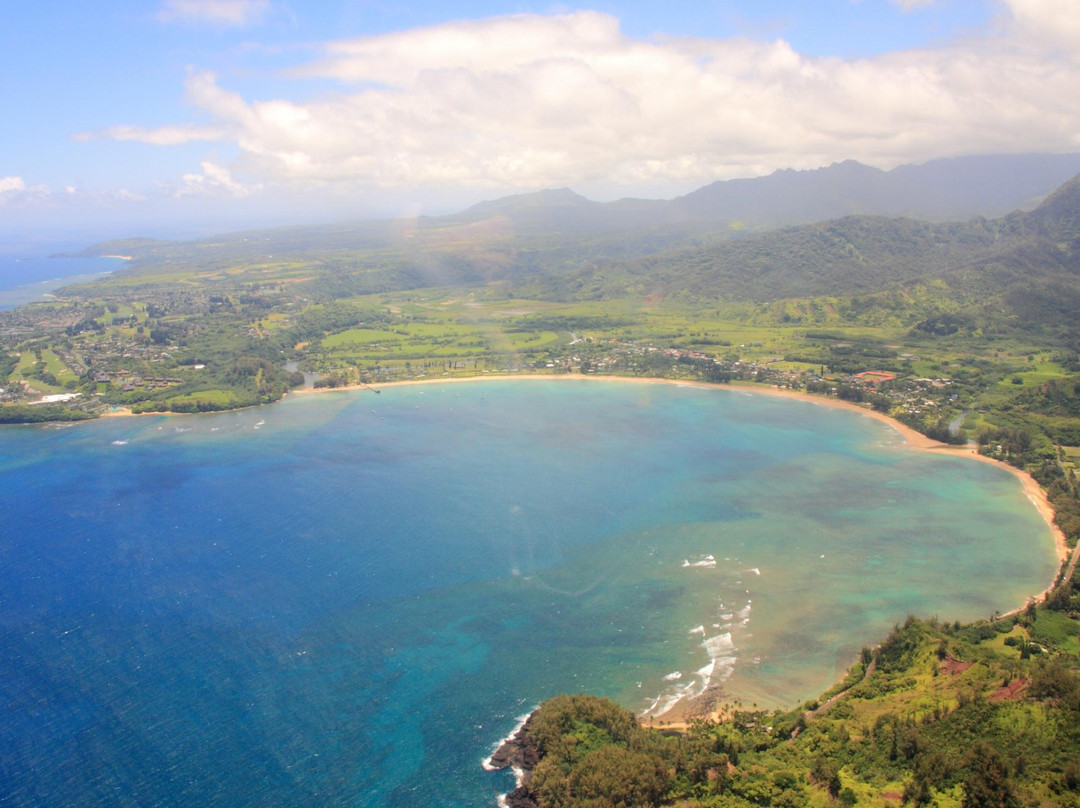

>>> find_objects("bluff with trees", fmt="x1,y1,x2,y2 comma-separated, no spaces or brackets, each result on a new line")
496,610,1080,808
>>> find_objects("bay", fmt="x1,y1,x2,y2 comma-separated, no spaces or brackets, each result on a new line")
0,256,124,308
0,381,1058,806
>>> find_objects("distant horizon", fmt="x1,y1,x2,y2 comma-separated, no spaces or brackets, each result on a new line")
5,0,1080,248
6,150,1080,257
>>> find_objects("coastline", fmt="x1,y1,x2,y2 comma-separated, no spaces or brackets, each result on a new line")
296,372,1071,728
291,372,1069,565
119,372,1070,726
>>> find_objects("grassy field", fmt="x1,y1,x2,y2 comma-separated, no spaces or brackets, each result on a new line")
163,390,239,407
11,350,68,394
277,290,1078,416
41,348,78,385
996,360,1070,389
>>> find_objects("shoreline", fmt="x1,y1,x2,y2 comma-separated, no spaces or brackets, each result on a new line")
291,372,1068,563
112,372,1071,725
297,373,1071,727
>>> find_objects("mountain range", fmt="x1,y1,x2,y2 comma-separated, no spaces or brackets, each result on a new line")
437,153,1080,233
70,153,1080,342
79,152,1080,262
509,169,1080,341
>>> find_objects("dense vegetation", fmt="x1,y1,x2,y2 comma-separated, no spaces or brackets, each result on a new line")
505,602,1080,808
515,174,1080,337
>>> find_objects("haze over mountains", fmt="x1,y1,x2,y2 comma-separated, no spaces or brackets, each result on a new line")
446,153,1080,232
84,153,1080,258
523,168,1080,309
74,153,1080,338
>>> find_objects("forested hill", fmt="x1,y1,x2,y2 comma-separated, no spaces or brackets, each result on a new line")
494,609,1080,808
70,154,1080,288
514,170,1080,327
1027,170,1080,239
513,215,1015,302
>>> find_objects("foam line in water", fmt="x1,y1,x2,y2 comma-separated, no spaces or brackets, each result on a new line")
482,710,534,771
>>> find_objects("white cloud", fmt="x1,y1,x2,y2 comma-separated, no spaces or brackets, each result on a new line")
0,176,52,206
0,178,158,213
0,176,27,194
73,123,229,145
1002,0,1080,47
177,161,260,197
98,9,1080,196
890,0,937,10
157,0,268,27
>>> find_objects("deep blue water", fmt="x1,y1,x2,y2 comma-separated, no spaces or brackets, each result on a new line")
0,381,1058,806
0,256,121,308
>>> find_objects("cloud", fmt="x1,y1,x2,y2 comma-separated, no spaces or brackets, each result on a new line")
0,176,27,194
157,0,268,27
1002,0,1080,47
0,178,156,212
890,0,937,10
98,9,1080,196
177,161,260,197
0,176,53,206
73,123,229,145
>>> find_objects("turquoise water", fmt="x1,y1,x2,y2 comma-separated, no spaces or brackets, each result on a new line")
0,381,1058,806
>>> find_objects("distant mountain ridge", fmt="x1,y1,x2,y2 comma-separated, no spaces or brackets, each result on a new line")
671,154,1080,225
66,154,1080,330
513,163,1080,341
443,153,1080,233
75,153,1080,265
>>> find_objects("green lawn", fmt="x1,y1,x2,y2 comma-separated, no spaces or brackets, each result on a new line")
995,360,1069,389
41,348,78,384
322,328,406,347
166,389,239,407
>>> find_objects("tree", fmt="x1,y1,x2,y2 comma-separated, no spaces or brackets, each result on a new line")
566,746,668,808
810,755,842,798
961,743,1018,808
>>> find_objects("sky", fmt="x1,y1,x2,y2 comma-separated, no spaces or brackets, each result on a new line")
2,0,1080,250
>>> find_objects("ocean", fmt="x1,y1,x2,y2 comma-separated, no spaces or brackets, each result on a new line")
0,256,124,309
0,381,1058,806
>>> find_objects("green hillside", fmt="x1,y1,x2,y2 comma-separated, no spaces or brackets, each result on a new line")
497,601,1080,808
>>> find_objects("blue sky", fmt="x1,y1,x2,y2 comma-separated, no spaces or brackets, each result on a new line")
2,0,1078,248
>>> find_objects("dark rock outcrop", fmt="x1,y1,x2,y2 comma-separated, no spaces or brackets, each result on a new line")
486,713,541,808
